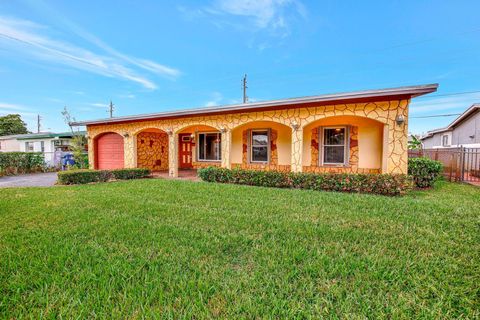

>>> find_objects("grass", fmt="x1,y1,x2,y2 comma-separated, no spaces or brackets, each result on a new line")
0,179,479,318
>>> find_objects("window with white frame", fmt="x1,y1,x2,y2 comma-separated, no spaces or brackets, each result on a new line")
40,141,45,152
25,142,34,152
442,135,449,147
197,132,221,161
250,130,269,163
321,127,348,165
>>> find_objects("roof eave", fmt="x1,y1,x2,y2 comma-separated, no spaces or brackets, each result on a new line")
71,83,438,126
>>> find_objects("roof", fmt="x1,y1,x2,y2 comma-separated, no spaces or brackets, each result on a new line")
1,131,86,141
420,104,480,140
70,83,438,126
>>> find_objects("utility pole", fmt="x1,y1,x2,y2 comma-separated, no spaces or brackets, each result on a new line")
37,114,41,133
109,100,115,118
242,74,248,103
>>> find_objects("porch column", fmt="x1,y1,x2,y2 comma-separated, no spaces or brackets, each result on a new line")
221,128,232,169
291,126,303,172
87,135,95,169
123,132,135,168
168,130,178,177
382,124,389,173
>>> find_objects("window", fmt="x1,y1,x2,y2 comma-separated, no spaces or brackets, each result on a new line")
322,127,347,165
198,132,221,161
25,142,34,152
442,135,449,147
40,141,45,152
251,130,269,163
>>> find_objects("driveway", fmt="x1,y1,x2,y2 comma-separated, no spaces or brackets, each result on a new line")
0,172,57,188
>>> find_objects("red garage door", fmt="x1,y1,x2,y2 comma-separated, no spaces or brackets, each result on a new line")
96,133,124,169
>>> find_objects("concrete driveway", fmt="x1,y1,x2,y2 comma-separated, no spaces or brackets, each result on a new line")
0,172,58,188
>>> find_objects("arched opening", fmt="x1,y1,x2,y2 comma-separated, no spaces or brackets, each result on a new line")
135,128,169,171
231,121,292,172
94,132,124,170
176,125,221,170
302,115,384,173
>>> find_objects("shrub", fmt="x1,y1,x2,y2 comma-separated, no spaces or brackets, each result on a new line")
57,168,151,185
111,168,150,180
408,157,443,188
198,167,412,196
0,152,45,175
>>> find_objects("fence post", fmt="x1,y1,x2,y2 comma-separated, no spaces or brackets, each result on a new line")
460,146,465,182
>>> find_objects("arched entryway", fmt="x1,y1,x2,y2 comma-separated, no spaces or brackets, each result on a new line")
230,121,292,172
302,115,385,173
176,125,221,170
135,128,169,171
95,132,124,169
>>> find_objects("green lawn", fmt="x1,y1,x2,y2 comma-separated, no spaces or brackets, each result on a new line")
0,179,479,318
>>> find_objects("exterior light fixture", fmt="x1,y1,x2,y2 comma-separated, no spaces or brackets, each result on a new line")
166,129,173,136
123,132,130,138
220,127,227,133
395,115,405,126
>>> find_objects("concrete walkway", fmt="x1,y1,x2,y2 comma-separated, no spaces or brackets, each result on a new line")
0,172,58,188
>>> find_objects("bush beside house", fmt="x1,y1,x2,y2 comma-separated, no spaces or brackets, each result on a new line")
198,167,413,196
408,157,443,188
57,168,150,185
0,152,45,175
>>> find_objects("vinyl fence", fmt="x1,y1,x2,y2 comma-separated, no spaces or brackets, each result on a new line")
409,148,480,183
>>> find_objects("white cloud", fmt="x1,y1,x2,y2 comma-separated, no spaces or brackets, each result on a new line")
0,102,37,118
204,92,223,107
181,0,306,38
0,102,30,111
89,103,109,108
410,93,480,114
0,15,180,90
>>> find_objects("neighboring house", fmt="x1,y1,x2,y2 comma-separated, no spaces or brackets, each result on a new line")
0,131,86,166
71,84,438,177
421,104,480,148
0,135,22,152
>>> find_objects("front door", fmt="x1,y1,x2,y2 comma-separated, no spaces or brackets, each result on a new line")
179,134,193,169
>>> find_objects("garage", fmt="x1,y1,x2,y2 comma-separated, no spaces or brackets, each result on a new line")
95,133,124,169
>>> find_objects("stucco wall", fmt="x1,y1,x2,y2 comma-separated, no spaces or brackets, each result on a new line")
87,99,410,174
231,121,291,165
302,116,383,169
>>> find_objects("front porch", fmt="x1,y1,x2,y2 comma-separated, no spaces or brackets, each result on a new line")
115,115,390,177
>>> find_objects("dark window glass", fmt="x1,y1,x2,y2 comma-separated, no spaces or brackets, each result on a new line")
251,130,269,162
323,128,346,164
198,133,221,161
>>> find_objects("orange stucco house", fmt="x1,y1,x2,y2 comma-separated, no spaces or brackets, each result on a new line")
72,84,437,177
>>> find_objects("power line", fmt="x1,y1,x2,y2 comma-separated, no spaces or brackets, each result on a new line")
414,90,480,100
410,113,461,119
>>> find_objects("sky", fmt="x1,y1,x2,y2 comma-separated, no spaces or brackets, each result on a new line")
0,0,479,135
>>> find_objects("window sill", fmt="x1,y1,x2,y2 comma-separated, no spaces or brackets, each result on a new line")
196,160,221,163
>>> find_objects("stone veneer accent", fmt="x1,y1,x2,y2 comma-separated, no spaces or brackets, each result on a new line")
136,131,168,171
87,100,410,176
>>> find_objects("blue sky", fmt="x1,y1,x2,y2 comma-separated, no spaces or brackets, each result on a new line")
0,0,479,135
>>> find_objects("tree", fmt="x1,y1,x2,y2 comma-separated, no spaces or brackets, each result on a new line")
408,135,422,150
0,114,29,136
62,106,88,169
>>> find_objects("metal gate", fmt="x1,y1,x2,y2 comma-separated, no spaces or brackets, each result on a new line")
409,148,480,183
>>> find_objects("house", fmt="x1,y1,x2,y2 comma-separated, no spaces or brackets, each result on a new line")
421,104,480,148
0,134,22,152
0,131,86,166
71,84,438,177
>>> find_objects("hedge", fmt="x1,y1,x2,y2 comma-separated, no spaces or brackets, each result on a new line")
408,157,443,188
198,167,413,196
0,152,45,175
57,168,150,185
